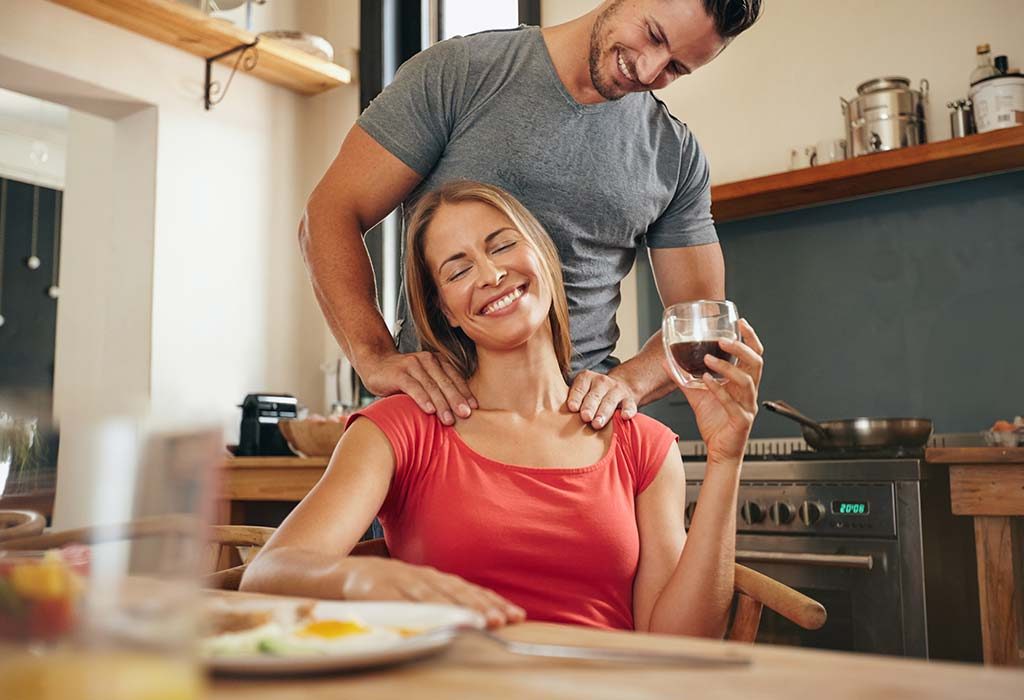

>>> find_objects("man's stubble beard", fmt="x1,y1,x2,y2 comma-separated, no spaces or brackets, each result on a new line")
588,0,628,102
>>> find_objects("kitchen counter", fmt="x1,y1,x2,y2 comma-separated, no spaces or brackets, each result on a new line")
927,447,1024,666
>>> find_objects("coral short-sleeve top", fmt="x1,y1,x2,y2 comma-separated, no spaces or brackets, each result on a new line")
346,395,678,630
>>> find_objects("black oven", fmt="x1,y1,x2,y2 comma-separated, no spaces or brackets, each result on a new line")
684,456,982,661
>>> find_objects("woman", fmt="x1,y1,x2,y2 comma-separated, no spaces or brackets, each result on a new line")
241,181,764,637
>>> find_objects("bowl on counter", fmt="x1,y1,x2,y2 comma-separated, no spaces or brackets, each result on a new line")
278,419,347,457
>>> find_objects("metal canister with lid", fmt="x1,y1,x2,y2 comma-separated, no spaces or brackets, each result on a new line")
841,76,929,156
947,99,976,138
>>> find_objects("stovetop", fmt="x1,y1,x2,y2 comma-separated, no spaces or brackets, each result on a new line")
683,457,928,483
677,434,983,482
748,446,925,461
674,436,979,483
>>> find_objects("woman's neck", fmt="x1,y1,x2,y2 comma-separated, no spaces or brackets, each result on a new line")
469,335,569,418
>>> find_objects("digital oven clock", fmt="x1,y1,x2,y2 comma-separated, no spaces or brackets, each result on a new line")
831,500,870,515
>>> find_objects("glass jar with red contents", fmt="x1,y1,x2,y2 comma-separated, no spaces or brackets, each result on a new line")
0,547,88,642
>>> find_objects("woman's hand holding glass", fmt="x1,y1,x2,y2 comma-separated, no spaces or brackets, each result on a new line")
339,556,526,629
665,318,764,466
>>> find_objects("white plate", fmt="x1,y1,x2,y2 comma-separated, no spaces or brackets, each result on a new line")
205,601,485,676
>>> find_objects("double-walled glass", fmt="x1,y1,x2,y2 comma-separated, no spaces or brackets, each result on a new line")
0,416,221,700
662,300,740,389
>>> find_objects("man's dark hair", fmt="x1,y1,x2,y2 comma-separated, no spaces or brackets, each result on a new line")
702,0,763,38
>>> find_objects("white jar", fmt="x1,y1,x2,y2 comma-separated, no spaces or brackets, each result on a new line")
968,74,1024,133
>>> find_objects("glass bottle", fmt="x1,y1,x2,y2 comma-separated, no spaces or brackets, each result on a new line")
970,43,997,85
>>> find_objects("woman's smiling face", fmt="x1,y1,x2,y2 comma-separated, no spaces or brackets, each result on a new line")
423,200,554,353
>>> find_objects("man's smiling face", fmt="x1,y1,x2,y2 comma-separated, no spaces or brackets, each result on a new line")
588,0,728,101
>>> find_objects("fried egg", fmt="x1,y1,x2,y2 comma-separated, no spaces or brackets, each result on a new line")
201,615,406,658
256,618,402,656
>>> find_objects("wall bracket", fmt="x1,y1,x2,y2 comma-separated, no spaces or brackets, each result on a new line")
205,40,260,111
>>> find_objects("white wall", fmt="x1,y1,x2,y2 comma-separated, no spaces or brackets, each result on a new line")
295,1,364,410
0,88,68,189
0,0,360,526
544,0,1024,184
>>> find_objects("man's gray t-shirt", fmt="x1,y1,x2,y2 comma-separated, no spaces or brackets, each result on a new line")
358,26,717,374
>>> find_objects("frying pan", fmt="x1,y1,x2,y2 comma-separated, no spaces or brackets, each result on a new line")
762,400,933,451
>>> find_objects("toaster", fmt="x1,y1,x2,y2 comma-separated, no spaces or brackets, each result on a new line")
237,393,298,456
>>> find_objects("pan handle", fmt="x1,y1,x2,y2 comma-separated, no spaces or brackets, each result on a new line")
736,550,874,570
762,401,829,438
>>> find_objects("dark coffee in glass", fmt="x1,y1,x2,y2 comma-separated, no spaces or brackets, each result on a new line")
662,300,739,389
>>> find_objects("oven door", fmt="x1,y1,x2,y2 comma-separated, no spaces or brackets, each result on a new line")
736,535,924,657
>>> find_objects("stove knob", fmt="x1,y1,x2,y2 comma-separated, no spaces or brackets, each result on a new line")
799,501,826,527
740,501,765,524
770,501,795,525
685,502,697,522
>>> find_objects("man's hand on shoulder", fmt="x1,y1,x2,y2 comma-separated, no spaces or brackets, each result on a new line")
359,350,477,426
566,370,640,429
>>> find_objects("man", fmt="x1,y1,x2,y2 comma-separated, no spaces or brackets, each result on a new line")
300,0,762,428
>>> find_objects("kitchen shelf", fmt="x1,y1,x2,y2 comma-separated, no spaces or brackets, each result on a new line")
49,0,351,96
711,126,1024,222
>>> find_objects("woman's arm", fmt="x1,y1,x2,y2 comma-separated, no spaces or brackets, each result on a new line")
632,449,739,637
239,417,526,626
633,319,764,636
238,417,395,598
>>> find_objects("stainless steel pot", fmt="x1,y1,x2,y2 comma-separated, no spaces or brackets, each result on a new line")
763,400,934,451
841,76,929,156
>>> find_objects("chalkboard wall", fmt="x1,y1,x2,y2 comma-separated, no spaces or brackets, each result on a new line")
638,170,1024,441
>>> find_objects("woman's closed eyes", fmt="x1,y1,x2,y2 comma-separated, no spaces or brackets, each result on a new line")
445,240,518,282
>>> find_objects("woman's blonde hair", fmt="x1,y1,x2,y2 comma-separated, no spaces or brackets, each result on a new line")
404,180,574,379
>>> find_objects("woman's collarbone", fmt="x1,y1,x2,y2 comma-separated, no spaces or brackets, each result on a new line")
454,412,613,468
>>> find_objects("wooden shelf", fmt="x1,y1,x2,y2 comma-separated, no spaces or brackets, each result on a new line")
50,0,351,96
711,126,1024,222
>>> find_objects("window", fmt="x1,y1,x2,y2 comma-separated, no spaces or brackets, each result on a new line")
439,0,521,40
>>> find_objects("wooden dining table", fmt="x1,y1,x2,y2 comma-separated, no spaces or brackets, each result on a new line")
209,593,1024,700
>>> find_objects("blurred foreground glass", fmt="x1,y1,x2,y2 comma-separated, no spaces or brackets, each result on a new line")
0,416,222,700
662,300,740,390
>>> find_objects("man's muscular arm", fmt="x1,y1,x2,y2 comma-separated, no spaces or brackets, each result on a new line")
301,125,476,425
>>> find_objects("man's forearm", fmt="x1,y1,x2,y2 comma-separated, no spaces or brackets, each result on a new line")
299,194,395,372
608,331,676,406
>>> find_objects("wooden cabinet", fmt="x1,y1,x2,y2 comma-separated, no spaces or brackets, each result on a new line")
216,456,326,526
928,447,1024,666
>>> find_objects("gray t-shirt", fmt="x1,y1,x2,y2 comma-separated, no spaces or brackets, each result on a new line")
358,26,717,374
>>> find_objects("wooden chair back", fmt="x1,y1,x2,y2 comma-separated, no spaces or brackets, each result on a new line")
0,509,46,543
0,512,274,590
